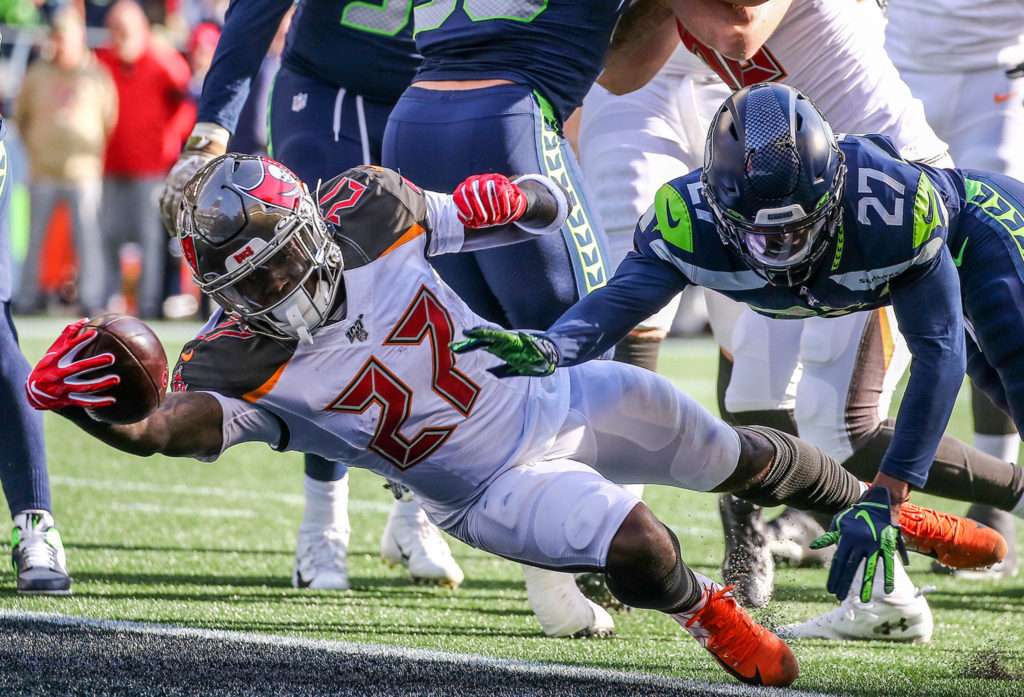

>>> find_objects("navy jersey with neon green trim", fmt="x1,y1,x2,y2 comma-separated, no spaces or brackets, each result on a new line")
545,134,967,488
198,0,418,132
412,0,627,122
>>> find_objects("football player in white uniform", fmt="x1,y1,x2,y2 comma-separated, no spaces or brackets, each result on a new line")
887,0,1024,578
28,154,996,686
578,0,1021,640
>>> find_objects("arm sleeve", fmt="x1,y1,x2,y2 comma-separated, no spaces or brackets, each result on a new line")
198,392,286,462
195,0,293,132
545,250,690,364
880,249,966,488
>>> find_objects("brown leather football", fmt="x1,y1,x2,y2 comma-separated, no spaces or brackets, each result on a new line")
78,314,169,424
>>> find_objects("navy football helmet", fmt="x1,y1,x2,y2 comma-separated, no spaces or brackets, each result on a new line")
176,154,343,344
702,83,846,286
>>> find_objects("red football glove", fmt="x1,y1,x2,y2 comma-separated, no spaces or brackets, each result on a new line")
25,319,120,411
453,174,528,228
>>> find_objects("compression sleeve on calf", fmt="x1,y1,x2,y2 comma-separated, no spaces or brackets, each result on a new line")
199,392,285,462
842,418,1024,511
605,525,701,613
733,426,862,515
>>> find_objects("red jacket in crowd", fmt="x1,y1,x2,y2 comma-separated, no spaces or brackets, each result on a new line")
97,38,194,177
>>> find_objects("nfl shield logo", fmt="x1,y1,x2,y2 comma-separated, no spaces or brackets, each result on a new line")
291,92,308,112
346,315,368,343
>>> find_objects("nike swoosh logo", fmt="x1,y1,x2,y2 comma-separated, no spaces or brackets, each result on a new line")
994,92,1018,103
664,198,681,229
180,350,194,361
953,238,968,267
855,510,878,541
294,571,312,588
921,193,935,225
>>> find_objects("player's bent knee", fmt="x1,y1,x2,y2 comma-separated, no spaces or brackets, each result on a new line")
605,511,700,613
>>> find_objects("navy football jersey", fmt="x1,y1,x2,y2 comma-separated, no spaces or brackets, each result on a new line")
199,0,419,132
412,0,628,122
544,134,968,487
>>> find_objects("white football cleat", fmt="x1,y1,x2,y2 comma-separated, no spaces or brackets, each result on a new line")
294,473,351,590
776,558,933,643
11,510,72,595
293,524,350,590
381,499,464,588
523,565,615,638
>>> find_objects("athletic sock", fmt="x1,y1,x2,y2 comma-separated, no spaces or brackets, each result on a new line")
301,472,350,533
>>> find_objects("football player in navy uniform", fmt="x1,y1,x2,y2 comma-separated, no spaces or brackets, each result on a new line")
455,83,1024,611
157,0,465,592
30,154,997,686
0,29,73,593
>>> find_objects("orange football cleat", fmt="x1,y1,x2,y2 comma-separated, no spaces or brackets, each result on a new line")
899,502,1008,569
675,575,799,687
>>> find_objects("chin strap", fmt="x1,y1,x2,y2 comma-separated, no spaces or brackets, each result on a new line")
285,304,314,345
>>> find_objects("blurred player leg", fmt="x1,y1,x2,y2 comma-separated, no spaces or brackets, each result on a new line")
270,70,462,588
384,82,613,635
0,139,71,594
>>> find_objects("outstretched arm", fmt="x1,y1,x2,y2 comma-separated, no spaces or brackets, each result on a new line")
60,392,225,460
26,321,228,460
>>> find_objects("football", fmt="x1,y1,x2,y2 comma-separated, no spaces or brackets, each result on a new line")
78,314,169,424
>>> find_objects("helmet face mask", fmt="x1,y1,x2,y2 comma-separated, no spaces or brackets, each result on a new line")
177,154,343,343
702,83,846,287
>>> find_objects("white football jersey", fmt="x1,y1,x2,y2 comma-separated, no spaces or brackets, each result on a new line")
679,0,949,163
174,167,570,526
886,0,1024,72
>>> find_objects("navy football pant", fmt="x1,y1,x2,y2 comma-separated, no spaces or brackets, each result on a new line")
269,67,396,483
382,84,610,329
0,139,50,515
956,171,1024,436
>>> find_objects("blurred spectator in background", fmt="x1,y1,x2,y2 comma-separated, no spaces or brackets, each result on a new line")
96,0,191,319
13,7,117,316
184,20,218,103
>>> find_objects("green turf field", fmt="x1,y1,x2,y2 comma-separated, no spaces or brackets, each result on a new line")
4,318,1022,696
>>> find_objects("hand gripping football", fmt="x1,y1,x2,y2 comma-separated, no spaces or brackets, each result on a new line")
78,314,169,424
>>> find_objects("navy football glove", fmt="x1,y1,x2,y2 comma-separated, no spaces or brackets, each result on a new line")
449,327,559,378
811,486,909,602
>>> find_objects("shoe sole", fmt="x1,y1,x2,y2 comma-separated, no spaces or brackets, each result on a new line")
17,588,72,596
381,556,461,590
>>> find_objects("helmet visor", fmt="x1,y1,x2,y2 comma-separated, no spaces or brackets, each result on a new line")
739,215,830,269
217,223,321,312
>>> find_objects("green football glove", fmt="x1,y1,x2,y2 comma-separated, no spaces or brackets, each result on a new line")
811,486,909,602
449,327,559,378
